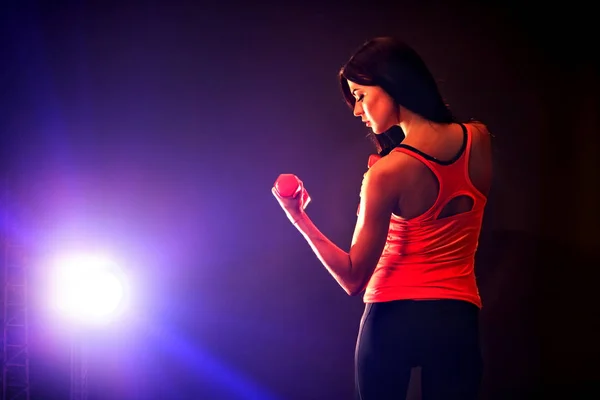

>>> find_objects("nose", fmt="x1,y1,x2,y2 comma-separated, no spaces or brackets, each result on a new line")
353,102,363,117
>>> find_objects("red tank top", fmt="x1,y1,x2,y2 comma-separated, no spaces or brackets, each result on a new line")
362,123,487,308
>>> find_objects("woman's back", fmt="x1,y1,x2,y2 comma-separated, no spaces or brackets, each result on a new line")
362,121,493,305
387,121,493,221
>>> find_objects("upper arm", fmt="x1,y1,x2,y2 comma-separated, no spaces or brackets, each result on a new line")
348,164,397,293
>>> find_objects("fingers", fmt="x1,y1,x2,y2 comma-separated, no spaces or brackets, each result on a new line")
271,187,279,198
272,185,302,201
272,186,292,206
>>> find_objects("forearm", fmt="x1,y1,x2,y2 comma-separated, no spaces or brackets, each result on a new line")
291,213,358,295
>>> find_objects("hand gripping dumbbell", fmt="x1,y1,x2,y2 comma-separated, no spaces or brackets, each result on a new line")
273,174,311,209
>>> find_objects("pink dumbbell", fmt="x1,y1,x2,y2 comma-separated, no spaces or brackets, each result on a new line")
274,174,311,209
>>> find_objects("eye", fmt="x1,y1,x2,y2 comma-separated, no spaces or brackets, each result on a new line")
356,94,365,102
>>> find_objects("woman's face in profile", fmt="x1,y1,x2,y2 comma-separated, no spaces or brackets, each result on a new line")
347,80,397,134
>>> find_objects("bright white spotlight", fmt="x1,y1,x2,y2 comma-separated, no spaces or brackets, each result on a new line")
50,254,128,325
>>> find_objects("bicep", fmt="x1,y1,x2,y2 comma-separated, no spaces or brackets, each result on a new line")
349,170,396,281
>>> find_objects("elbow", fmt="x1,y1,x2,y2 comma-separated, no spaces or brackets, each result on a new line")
343,262,372,296
345,279,367,297
343,285,357,296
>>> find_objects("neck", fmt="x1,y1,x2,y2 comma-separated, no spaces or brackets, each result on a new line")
397,109,430,138
397,108,451,139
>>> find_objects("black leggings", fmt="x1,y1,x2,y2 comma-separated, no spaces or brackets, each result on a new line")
355,300,482,400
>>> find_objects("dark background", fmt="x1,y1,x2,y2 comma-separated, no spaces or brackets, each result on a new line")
1,1,598,399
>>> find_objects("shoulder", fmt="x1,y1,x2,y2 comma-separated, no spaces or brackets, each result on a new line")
465,120,493,150
364,148,426,188
466,121,493,141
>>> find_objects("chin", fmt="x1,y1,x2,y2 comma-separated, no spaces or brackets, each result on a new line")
371,126,384,135
372,122,395,135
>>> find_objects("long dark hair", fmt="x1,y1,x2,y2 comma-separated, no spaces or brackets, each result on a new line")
339,37,456,156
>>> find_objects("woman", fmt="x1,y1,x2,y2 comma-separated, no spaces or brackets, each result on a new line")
272,37,493,400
